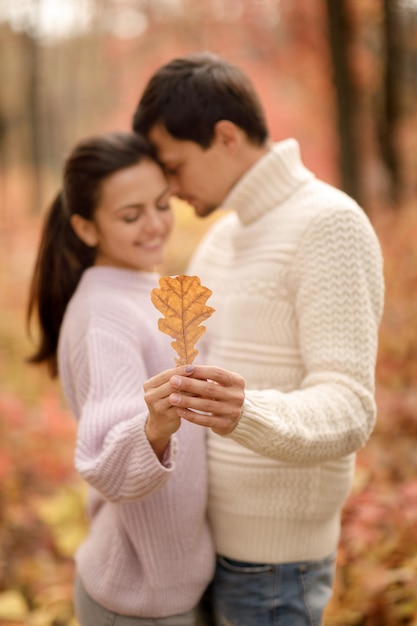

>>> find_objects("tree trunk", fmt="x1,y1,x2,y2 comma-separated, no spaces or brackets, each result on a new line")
379,0,402,201
325,0,361,203
24,0,43,213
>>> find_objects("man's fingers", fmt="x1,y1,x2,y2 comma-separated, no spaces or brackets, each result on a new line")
170,390,242,423
177,406,240,436
181,365,241,387
170,393,218,414
170,366,245,393
170,369,245,414
144,364,196,391
166,365,245,435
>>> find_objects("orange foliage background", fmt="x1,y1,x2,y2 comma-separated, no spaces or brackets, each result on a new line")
1,1,417,624
2,191,417,626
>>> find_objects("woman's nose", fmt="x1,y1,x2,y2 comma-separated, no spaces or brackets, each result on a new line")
143,209,165,233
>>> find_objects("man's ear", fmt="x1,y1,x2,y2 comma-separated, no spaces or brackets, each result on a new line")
213,120,242,154
70,214,98,247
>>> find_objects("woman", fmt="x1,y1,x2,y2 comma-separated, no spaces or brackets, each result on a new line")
27,131,214,625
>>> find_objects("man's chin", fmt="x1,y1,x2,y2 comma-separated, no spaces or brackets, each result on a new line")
176,196,218,218
192,203,218,218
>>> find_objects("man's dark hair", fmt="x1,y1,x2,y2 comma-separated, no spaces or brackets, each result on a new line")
133,52,269,148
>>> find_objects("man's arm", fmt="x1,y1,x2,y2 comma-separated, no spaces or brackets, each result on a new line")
169,206,384,465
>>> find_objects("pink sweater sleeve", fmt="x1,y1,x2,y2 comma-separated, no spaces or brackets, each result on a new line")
73,326,177,502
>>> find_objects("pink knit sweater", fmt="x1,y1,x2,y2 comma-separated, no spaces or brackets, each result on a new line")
58,266,214,617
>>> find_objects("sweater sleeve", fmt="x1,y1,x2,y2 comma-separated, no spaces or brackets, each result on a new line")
228,205,384,464
74,326,177,503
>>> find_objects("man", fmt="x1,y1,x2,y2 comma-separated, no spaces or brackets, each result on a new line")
134,52,384,626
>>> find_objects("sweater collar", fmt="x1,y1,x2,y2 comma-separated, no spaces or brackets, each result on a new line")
222,139,314,225
82,266,160,291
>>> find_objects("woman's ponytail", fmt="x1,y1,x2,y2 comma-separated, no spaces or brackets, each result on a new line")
26,191,95,376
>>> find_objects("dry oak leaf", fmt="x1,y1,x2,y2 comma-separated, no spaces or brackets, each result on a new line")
151,274,215,365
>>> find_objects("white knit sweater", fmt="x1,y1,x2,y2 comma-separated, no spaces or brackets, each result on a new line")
58,267,214,617
189,139,384,563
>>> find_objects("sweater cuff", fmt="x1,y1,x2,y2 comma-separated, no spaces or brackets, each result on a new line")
227,391,274,446
160,436,178,469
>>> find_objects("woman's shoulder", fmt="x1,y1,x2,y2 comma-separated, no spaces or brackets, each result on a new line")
64,267,159,339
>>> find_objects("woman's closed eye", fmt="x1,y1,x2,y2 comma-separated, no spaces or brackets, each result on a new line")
121,209,141,223
155,189,172,212
156,201,171,212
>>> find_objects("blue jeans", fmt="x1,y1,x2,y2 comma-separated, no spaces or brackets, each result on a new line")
211,553,335,626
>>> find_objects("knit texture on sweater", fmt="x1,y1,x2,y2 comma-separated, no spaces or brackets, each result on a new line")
189,139,384,563
58,267,214,617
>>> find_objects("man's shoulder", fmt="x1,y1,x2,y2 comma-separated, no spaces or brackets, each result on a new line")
291,178,372,230
199,210,238,239
302,177,359,209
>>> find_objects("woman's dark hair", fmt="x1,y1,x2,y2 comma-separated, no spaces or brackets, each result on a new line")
27,131,156,377
133,51,269,148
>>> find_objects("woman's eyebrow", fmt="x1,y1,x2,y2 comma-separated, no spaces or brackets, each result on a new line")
115,203,144,212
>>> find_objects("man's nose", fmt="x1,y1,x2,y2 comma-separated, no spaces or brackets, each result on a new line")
167,176,181,197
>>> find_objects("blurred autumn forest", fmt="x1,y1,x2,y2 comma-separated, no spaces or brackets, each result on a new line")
1,0,417,624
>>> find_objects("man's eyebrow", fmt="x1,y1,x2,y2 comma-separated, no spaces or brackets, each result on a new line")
160,157,178,166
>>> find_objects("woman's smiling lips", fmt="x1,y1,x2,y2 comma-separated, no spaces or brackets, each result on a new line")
137,238,165,250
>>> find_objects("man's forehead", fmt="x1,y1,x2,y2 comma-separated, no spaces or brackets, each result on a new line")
149,126,182,160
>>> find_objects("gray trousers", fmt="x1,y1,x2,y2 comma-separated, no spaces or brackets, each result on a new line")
74,576,197,626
